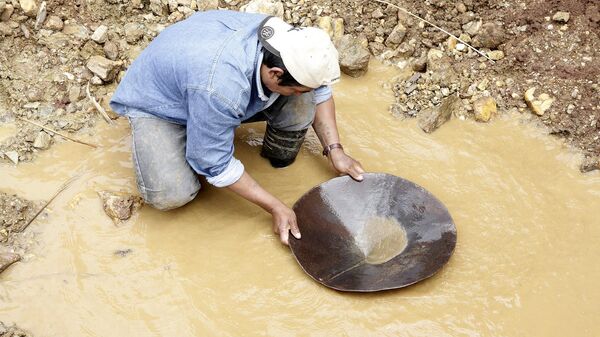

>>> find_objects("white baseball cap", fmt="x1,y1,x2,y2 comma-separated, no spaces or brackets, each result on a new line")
258,16,341,89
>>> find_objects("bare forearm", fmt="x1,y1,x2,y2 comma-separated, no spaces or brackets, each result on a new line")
312,97,340,148
226,171,283,212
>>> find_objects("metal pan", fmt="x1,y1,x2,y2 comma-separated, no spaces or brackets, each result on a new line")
290,173,456,292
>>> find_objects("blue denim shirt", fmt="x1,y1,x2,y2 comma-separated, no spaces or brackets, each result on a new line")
110,10,332,187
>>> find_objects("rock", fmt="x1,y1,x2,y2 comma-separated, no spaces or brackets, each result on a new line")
524,88,554,116
19,0,37,17
463,20,482,36
580,157,600,173
124,23,144,43
427,49,458,86
62,23,90,39
332,18,344,42
473,96,497,122
90,75,104,85
337,34,370,77
1,4,13,21
418,96,461,133
91,24,108,44
5,150,18,164
0,252,21,274
487,50,504,61
456,43,467,51
86,55,121,82
371,8,384,19
68,84,83,102
473,22,505,49
316,16,333,37
240,0,283,18
98,191,143,223
33,131,51,149
79,40,104,59
103,40,119,60
149,0,168,16
34,1,46,29
552,11,570,23
44,15,63,30
0,21,11,35
197,0,218,11
385,23,406,47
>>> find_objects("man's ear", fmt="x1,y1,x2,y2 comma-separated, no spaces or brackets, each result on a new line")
268,67,285,81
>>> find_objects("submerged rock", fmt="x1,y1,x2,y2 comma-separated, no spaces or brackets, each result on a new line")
98,191,143,223
580,157,600,173
418,96,461,133
0,252,20,274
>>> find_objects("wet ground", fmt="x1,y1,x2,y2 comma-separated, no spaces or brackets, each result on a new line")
1,63,599,336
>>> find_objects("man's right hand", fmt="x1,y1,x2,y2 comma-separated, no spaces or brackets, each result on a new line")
226,171,301,246
271,204,301,246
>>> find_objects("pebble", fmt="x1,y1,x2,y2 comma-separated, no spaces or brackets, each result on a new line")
487,50,505,61
33,131,51,149
473,96,497,122
524,88,555,116
5,151,19,164
552,11,570,23
91,25,108,44
43,16,63,31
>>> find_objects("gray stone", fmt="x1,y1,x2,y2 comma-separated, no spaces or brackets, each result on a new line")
240,0,284,18
124,23,144,43
473,22,505,49
33,131,51,149
34,1,46,29
337,34,370,77
418,96,461,133
86,55,121,82
103,40,119,60
385,23,406,47
552,11,570,23
462,20,482,36
91,25,108,44
405,83,417,95
44,15,63,30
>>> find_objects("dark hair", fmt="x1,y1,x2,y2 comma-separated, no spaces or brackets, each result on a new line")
262,48,302,87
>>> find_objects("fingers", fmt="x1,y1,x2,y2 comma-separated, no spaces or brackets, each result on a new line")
290,218,301,240
280,226,290,246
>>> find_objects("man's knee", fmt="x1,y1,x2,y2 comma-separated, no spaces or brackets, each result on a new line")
144,185,200,211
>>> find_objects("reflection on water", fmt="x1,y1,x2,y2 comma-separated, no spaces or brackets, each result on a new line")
1,61,599,336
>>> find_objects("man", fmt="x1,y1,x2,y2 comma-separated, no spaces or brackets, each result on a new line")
110,10,365,245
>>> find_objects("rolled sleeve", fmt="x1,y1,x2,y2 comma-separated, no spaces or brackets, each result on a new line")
206,157,244,187
314,85,332,105
185,88,244,187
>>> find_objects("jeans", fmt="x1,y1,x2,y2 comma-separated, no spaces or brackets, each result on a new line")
128,92,316,210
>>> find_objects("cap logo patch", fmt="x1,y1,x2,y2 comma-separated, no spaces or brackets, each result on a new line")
260,26,275,40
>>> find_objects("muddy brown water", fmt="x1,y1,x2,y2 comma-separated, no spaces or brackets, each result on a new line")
1,62,600,336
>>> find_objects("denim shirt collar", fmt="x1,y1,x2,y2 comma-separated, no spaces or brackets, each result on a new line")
256,46,280,105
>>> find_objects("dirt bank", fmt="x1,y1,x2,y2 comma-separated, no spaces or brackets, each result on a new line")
0,0,598,170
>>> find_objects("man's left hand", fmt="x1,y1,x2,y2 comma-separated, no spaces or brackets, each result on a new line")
329,149,365,181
